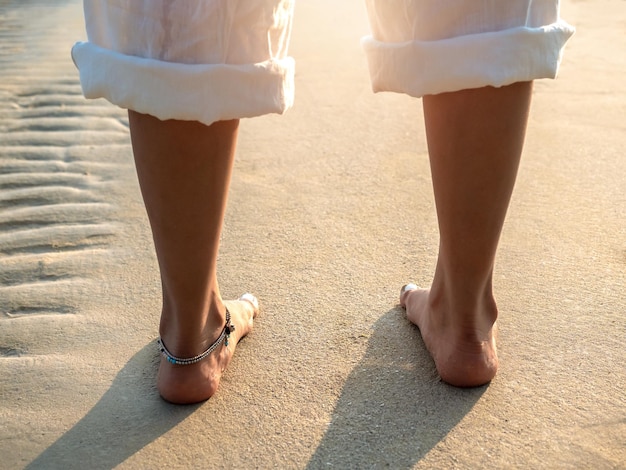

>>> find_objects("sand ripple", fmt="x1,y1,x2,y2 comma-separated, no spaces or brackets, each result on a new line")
0,0,129,318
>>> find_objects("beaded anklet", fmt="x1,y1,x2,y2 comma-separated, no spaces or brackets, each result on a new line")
157,308,235,365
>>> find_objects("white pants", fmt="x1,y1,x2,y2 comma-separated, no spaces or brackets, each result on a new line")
363,0,575,96
72,0,574,126
72,0,296,125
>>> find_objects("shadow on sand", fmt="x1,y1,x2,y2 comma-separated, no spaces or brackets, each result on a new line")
26,342,198,470
307,308,487,469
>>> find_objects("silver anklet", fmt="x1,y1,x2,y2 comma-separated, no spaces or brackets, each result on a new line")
157,308,235,365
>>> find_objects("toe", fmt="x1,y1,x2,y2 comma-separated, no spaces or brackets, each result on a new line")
238,293,259,319
400,283,418,308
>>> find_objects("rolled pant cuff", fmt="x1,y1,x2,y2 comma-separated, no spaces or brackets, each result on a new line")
71,41,295,125
361,19,575,97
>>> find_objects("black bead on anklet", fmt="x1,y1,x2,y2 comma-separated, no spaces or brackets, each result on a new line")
157,308,235,365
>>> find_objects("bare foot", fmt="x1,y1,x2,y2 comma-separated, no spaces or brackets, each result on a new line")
156,296,259,404
400,284,498,387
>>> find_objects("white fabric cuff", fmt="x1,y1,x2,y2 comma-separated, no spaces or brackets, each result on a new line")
71,41,295,126
362,20,575,97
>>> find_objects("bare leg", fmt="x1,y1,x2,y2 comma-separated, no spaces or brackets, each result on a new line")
129,112,258,404
401,82,532,387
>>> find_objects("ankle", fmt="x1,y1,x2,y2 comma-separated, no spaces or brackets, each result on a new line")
159,301,227,357
428,280,498,336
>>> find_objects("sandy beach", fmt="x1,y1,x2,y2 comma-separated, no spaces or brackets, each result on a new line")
0,0,624,468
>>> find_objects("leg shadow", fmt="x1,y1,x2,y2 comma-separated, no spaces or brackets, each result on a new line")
307,308,487,469
26,342,198,470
